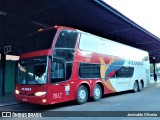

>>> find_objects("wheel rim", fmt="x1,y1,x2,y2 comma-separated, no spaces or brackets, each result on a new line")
94,87,100,98
78,89,86,101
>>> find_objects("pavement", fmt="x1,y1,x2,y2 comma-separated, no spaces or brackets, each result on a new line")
1,81,160,120
0,80,160,107
0,95,21,107
150,79,160,83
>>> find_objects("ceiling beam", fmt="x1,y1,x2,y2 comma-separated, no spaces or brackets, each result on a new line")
23,0,72,18
0,10,50,27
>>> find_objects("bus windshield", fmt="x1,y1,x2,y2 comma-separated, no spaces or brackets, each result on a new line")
17,56,48,85
22,29,57,53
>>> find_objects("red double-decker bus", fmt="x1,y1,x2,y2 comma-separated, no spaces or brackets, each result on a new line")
15,26,150,105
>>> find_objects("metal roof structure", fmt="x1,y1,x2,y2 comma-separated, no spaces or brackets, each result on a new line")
0,0,160,63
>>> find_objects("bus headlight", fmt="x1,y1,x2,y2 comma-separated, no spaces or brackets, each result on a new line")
15,90,20,94
35,92,47,96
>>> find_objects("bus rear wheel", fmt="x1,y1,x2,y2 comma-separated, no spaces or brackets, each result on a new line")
76,85,88,104
133,81,138,93
139,81,143,91
92,84,102,101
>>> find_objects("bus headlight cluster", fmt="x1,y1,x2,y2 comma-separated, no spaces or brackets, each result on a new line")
35,92,47,96
15,90,20,94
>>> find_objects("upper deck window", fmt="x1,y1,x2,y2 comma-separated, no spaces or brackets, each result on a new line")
79,34,97,53
53,30,78,61
55,30,78,48
22,29,57,53
51,30,78,82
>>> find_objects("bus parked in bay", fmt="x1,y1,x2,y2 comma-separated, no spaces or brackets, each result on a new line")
15,26,150,105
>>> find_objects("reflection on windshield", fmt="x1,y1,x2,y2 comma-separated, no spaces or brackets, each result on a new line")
17,57,48,85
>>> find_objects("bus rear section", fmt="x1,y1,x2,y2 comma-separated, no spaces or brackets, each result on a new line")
15,26,150,105
77,31,150,92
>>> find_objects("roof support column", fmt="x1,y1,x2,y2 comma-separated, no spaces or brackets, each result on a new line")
153,63,157,82
0,53,6,96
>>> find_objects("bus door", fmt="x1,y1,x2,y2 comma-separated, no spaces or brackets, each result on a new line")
109,76,130,92
115,66,133,91
107,66,132,92
49,60,66,103
117,77,131,91
49,60,73,103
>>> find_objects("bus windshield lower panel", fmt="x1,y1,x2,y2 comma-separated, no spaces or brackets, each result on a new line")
17,56,48,85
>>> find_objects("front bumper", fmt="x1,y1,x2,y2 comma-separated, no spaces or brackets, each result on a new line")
15,94,49,105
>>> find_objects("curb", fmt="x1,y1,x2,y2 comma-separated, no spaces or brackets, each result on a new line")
0,102,21,107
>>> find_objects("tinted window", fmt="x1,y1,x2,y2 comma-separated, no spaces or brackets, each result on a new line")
52,30,77,82
51,62,65,83
79,63,100,78
66,63,73,80
22,29,57,53
111,66,134,78
117,67,134,77
55,30,78,48
50,62,73,83
53,49,74,61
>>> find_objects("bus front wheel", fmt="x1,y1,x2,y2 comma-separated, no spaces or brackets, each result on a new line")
92,84,102,101
76,85,88,104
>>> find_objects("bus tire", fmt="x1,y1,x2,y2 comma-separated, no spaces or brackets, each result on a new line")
76,85,88,104
92,84,102,101
133,81,138,93
139,81,143,91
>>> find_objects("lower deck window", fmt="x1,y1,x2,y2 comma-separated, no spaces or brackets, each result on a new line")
110,66,134,78
79,63,100,78
79,63,134,79
51,62,65,83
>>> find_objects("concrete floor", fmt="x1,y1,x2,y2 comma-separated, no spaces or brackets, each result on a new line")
1,82,160,120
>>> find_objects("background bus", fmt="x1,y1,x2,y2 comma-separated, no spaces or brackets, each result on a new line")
15,26,150,105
